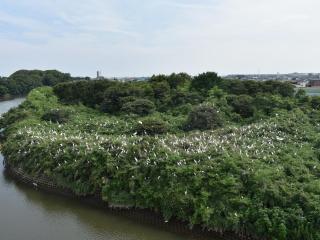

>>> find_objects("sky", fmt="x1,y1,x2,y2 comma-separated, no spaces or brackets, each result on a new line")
0,0,320,77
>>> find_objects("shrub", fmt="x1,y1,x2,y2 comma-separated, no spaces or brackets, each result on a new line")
185,104,223,131
170,90,204,106
227,95,255,118
295,89,307,99
208,86,225,99
169,103,193,116
0,106,29,129
134,118,168,135
121,99,155,116
42,109,70,124
311,97,320,110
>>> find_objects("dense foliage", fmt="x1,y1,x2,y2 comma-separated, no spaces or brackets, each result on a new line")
121,99,156,116
185,104,223,131
134,117,168,135
0,69,82,99
1,72,320,240
53,73,295,119
42,109,71,124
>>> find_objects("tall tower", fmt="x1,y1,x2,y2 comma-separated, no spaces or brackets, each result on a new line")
97,71,100,79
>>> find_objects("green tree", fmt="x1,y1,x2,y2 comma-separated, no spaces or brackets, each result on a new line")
191,72,222,92
0,85,9,96
167,73,191,89
101,84,128,113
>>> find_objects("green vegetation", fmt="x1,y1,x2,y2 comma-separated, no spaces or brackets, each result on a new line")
121,99,156,116
0,69,84,99
42,109,71,124
185,104,223,131
1,72,320,240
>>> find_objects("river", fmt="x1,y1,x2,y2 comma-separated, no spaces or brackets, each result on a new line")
0,98,198,240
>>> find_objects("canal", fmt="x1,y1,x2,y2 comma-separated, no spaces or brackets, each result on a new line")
0,98,198,240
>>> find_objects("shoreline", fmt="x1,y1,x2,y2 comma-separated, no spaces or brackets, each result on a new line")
3,162,257,240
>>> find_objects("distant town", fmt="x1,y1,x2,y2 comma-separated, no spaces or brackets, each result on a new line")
224,73,320,88
95,71,149,82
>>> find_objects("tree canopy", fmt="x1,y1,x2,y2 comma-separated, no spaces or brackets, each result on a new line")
0,69,74,98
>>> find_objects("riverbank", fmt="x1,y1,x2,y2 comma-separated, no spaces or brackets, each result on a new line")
3,162,254,240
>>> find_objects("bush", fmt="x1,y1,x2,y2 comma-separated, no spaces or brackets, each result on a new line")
170,90,204,106
295,89,307,99
185,104,223,131
134,118,168,135
0,106,29,129
121,99,155,116
311,97,320,110
227,95,255,118
208,86,225,99
42,109,70,124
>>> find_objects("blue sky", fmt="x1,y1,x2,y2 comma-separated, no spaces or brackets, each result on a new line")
0,0,320,77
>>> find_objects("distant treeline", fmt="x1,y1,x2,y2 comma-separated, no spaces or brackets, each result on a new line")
54,72,296,120
0,70,87,99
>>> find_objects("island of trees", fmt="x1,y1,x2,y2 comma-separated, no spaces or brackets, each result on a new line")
1,71,320,240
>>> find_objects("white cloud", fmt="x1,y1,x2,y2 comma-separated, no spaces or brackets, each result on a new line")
157,0,217,9
1,0,320,77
